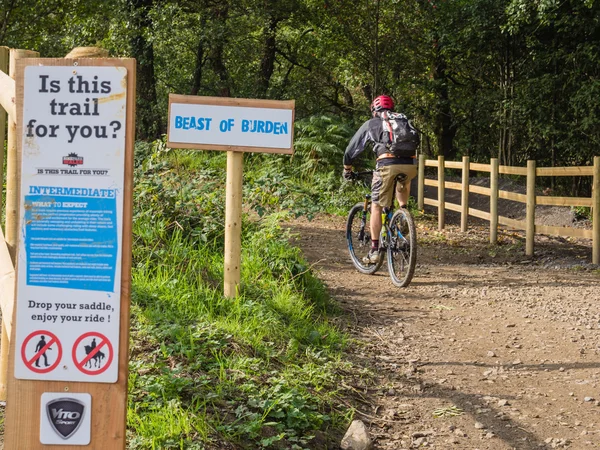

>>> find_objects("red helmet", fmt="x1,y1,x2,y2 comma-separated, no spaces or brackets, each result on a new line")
371,95,394,113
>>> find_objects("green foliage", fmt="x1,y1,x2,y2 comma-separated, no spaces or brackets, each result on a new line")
572,206,592,222
128,144,348,448
134,140,226,246
293,115,358,176
242,114,362,219
4,0,600,172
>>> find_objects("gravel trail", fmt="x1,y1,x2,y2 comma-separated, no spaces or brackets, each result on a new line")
291,213,600,450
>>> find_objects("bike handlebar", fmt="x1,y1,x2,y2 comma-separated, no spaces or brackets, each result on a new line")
349,170,373,180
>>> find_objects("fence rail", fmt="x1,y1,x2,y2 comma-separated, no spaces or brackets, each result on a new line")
417,155,600,264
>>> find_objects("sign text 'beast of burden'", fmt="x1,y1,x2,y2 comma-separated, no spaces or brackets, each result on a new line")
14,65,127,383
167,95,294,154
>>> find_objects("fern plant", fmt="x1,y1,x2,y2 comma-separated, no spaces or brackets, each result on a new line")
293,115,357,177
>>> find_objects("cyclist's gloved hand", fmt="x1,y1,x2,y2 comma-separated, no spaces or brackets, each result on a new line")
343,167,354,181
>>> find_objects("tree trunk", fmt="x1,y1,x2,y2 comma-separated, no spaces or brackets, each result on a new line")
499,39,508,165
363,84,373,102
191,37,205,95
209,3,231,97
433,41,457,159
372,0,380,96
551,33,558,190
257,16,278,98
0,0,17,44
129,0,161,140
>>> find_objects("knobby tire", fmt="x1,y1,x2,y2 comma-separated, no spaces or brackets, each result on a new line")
387,208,417,287
346,203,383,275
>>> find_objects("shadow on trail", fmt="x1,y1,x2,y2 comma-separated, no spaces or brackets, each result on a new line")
422,360,600,372
413,273,598,289
399,378,547,450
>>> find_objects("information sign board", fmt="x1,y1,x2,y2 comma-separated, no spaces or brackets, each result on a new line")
167,95,294,154
14,65,127,383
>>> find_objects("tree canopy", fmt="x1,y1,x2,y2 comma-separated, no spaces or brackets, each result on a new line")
2,0,600,173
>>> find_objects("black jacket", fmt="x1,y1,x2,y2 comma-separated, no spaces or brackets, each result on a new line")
343,112,418,166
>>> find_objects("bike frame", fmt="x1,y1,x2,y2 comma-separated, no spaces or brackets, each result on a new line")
346,170,417,287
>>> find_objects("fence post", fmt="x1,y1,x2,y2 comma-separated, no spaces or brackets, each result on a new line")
0,46,8,402
438,155,445,230
0,47,8,207
224,151,244,298
461,156,469,232
5,49,38,261
1,49,39,402
417,154,425,210
490,158,499,244
593,156,600,265
526,160,536,256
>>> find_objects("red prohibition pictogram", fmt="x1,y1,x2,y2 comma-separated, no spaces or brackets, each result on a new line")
72,332,114,376
21,330,62,374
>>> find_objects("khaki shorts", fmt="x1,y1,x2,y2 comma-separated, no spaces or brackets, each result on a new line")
371,164,417,208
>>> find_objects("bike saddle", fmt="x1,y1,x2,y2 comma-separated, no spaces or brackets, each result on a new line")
395,173,408,183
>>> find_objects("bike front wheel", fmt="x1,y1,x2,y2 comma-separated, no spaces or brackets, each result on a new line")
346,202,383,274
387,208,417,287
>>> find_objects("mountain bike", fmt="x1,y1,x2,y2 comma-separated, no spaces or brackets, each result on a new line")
346,170,417,287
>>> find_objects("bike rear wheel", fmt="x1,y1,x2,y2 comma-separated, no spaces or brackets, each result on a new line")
346,202,383,274
387,208,417,287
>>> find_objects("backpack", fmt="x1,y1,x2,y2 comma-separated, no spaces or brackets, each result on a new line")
381,112,420,158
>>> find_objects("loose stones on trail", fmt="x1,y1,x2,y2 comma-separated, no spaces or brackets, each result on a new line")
341,420,373,450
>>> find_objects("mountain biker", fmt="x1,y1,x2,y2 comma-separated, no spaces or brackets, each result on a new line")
343,95,419,264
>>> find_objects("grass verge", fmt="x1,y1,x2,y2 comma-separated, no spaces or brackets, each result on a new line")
127,142,353,449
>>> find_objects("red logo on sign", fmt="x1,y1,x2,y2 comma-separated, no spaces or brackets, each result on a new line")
21,330,62,374
62,152,84,166
72,332,113,376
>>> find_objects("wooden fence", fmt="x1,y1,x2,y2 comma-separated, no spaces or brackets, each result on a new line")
416,155,600,264
0,47,37,401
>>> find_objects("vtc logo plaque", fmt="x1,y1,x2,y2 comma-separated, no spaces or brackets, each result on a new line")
40,392,91,445
46,398,85,439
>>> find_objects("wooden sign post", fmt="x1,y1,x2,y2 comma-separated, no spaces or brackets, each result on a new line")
4,57,135,448
0,45,14,401
0,48,40,402
167,95,295,297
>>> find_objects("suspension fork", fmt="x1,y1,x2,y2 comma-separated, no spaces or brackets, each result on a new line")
381,206,393,243
358,194,371,241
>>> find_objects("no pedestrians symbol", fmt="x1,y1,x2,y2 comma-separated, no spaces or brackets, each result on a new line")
21,330,62,374
72,332,114,376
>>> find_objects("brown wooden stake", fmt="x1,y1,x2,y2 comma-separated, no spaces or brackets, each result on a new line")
461,156,469,232
224,151,244,298
593,156,600,265
0,46,8,204
5,50,38,260
0,328,8,400
526,160,536,256
438,155,445,230
1,49,37,403
490,158,499,244
417,154,425,210
0,46,9,402
0,231,14,403
65,47,109,58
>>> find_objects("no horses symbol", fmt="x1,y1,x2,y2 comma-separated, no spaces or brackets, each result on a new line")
72,332,114,376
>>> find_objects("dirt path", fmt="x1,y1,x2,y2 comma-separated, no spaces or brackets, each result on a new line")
290,214,600,450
